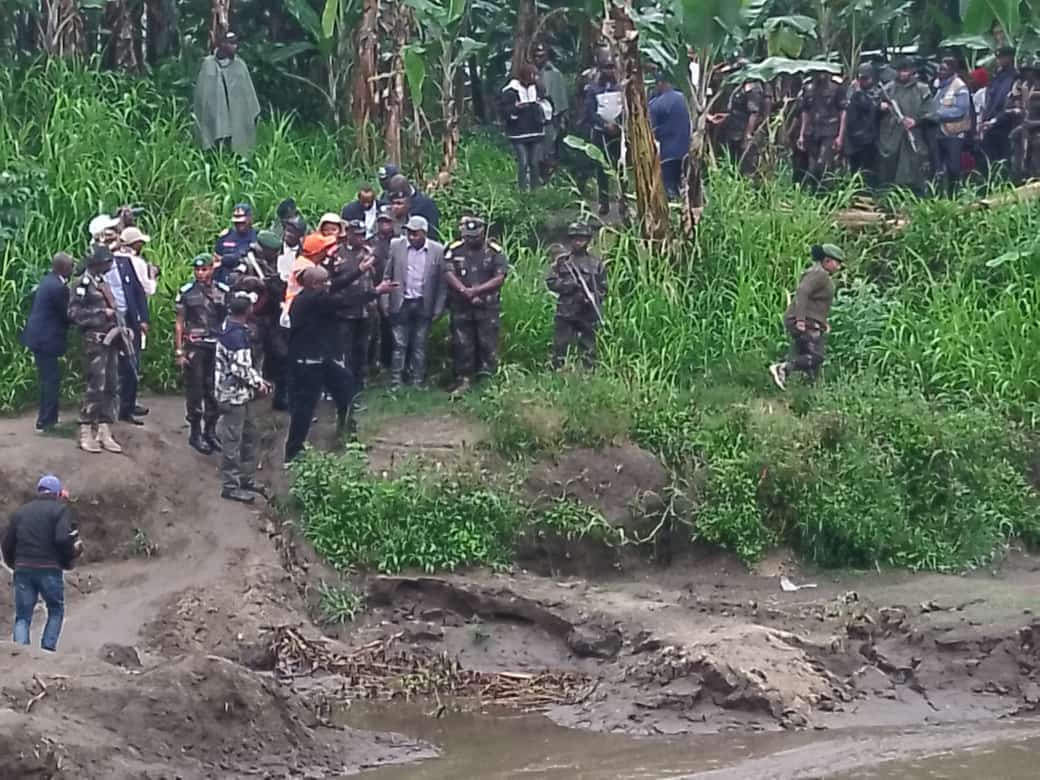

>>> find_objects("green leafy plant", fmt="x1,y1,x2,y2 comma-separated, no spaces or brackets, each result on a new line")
317,582,365,625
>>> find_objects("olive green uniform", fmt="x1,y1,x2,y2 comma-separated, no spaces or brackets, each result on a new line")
799,77,848,186
1009,76,1040,182
175,279,228,430
546,251,606,368
722,80,765,175
782,262,835,382
444,239,509,381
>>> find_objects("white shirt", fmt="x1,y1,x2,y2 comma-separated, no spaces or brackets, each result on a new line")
404,243,429,300
124,251,156,297
362,203,377,238
278,243,300,281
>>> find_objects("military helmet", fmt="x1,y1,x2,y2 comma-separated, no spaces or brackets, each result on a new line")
566,222,594,238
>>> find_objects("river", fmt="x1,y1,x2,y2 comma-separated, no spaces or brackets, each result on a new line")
345,705,1040,779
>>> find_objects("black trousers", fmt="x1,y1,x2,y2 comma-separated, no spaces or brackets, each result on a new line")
33,351,61,428
117,330,140,418
338,318,372,388
847,145,877,186
284,359,356,462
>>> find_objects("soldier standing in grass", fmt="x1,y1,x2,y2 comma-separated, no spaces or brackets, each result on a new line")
443,217,509,393
68,245,124,454
796,69,848,189
769,244,844,391
175,255,229,454
1008,56,1040,183
546,223,606,369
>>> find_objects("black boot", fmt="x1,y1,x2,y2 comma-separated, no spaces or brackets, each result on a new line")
189,421,212,455
203,421,222,453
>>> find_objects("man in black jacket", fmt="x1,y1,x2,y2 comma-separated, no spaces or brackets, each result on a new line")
385,174,441,241
2,475,81,652
340,185,379,239
20,253,74,433
284,265,395,463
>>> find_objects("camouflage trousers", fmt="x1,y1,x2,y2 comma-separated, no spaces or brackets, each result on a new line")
451,313,501,380
183,344,218,426
552,317,598,369
78,337,118,425
1010,128,1040,182
806,135,840,187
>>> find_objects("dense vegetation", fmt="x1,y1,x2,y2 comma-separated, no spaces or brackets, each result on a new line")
4,62,1039,573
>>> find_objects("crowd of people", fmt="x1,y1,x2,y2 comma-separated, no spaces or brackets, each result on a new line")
704,47,1040,193
511,43,1040,205
20,168,613,506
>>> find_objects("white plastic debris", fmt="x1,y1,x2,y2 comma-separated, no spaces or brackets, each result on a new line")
780,575,818,593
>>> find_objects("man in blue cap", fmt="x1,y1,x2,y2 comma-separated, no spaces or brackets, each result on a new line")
2,474,82,652
214,203,258,282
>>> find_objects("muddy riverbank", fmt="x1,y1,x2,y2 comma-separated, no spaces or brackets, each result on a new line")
1,396,1039,777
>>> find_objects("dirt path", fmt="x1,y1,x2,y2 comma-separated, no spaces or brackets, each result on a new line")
3,395,1040,778
0,397,431,778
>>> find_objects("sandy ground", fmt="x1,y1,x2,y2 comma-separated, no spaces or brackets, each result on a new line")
0,397,431,778
2,395,1039,778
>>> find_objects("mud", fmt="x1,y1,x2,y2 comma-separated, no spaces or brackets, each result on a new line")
2,396,1040,778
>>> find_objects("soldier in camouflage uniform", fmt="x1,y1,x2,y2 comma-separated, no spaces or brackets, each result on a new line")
712,71,765,176
68,244,124,455
797,70,849,189
1008,56,1040,183
546,223,607,369
175,255,229,454
443,217,509,393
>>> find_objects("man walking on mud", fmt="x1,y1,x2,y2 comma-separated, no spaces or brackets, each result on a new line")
769,244,844,390
2,475,82,652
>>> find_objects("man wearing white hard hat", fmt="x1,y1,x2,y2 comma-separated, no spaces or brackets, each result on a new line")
117,226,158,297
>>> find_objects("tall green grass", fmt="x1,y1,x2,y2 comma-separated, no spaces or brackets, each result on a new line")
3,62,1039,570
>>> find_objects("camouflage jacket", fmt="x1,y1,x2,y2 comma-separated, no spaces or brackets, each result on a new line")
175,279,229,344
444,240,509,315
68,271,115,336
546,252,607,321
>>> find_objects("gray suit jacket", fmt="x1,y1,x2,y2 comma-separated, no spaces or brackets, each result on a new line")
382,237,446,319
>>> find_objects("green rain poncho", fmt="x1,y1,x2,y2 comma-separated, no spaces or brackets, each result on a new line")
193,55,261,157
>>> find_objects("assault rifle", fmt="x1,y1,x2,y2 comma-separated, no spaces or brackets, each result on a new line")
556,252,604,324
878,81,920,154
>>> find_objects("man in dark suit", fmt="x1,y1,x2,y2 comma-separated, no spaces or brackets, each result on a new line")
381,216,446,390
20,254,74,433
103,251,150,425
340,185,378,239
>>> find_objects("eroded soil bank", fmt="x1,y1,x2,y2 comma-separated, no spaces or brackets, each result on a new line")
1,397,1039,778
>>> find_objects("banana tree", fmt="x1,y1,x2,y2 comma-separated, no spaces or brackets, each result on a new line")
511,0,536,74
40,0,84,58
210,0,230,50
404,0,483,183
608,0,670,240
948,0,1040,50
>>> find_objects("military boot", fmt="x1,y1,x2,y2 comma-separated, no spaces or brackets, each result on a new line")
203,422,222,453
96,423,123,454
189,421,212,455
79,424,102,454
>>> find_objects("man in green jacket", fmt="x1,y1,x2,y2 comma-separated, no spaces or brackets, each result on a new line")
770,244,844,390
193,32,261,158
877,57,933,192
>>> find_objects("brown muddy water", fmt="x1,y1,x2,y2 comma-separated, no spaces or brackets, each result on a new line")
344,705,1040,779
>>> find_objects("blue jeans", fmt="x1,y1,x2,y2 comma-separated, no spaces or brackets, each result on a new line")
13,568,65,651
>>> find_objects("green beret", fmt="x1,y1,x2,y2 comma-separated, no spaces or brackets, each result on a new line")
192,253,213,267
257,230,281,250
821,243,845,262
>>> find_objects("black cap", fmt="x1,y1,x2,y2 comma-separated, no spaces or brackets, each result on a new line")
86,243,114,266
567,222,594,238
283,214,307,234
345,219,365,234
376,205,394,222
460,217,486,238
997,45,1015,58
